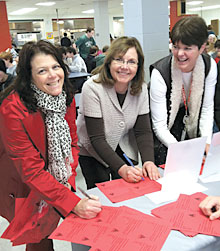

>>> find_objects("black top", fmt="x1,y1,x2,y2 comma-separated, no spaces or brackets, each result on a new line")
61,37,71,47
84,55,96,73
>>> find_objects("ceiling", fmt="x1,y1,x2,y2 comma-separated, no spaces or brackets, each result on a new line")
4,0,220,20
5,0,124,20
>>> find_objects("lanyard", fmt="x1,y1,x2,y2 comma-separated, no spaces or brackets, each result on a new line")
181,82,192,115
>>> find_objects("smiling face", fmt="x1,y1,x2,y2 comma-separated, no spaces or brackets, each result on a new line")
31,53,64,96
110,47,138,91
172,41,205,73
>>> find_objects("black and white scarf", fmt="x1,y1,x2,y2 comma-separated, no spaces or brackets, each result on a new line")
31,83,73,185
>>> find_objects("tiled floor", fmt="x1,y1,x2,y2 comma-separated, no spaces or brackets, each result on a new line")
0,164,87,251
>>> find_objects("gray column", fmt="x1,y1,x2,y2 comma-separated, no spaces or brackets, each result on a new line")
42,15,54,44
93,0,110,49
123,0,169,81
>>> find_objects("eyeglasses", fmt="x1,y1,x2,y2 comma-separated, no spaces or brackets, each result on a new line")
113,58,138,67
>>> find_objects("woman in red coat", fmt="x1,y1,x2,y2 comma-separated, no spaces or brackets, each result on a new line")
0,40,101,250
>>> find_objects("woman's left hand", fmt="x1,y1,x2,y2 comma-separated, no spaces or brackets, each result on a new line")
142,161,161,180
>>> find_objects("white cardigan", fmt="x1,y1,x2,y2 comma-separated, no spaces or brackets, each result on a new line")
76,75,149,166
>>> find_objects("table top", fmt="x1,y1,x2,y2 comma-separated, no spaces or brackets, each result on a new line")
68,72,92,79
72,179,220,251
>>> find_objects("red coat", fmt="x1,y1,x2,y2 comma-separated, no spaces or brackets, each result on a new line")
0,91,80,245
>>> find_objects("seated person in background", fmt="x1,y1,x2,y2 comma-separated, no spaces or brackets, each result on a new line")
199,196,220,220
0,58,15,92
207,34,217,57
77,36,161,189
149,16,217,166
56,45,68,63
95,45,109,67
95,45,102,56
207,24,215,36
0,51,17,76
66,47,87,73
9,43,19,63
212,40,220,64
84,46,98,73
0,40,101,250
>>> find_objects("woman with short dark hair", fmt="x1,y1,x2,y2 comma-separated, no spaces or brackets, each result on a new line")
149,16,217,165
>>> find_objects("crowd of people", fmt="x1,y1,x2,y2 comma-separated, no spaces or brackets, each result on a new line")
0,16,220,250
56,27,109,75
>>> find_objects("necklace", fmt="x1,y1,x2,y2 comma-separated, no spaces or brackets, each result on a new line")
181,80,192,141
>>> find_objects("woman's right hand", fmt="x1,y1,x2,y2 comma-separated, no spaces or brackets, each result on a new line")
118,164,143,183
73,195,102,219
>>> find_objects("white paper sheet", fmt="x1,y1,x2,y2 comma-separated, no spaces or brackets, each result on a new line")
146,137,207,204
164,137,207,183
145,190,180,204
200,132,220,183
146,177,207,204
200,173,220,183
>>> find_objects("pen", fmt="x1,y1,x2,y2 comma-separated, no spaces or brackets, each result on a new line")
211,206,217,213
77,186,93,200
123,153,144,181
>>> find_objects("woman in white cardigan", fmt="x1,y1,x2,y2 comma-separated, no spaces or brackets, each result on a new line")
77,36,160,189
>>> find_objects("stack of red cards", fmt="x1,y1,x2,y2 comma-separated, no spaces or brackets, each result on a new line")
151,192,220,237
96,177,161,203
50,205,172,251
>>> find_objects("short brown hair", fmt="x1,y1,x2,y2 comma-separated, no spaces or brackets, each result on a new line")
171,16,208,49
86,27,94,33
94,36,145,95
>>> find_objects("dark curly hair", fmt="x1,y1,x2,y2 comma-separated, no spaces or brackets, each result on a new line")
0,40,74,112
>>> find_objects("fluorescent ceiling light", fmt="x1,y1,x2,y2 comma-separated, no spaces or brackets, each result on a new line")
189,5,220,11
35,2,56,6
118,18,124,22
10,8,38,15
186,1,203,6
57,20,64,24
82,9,94,14
120,3,124,5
